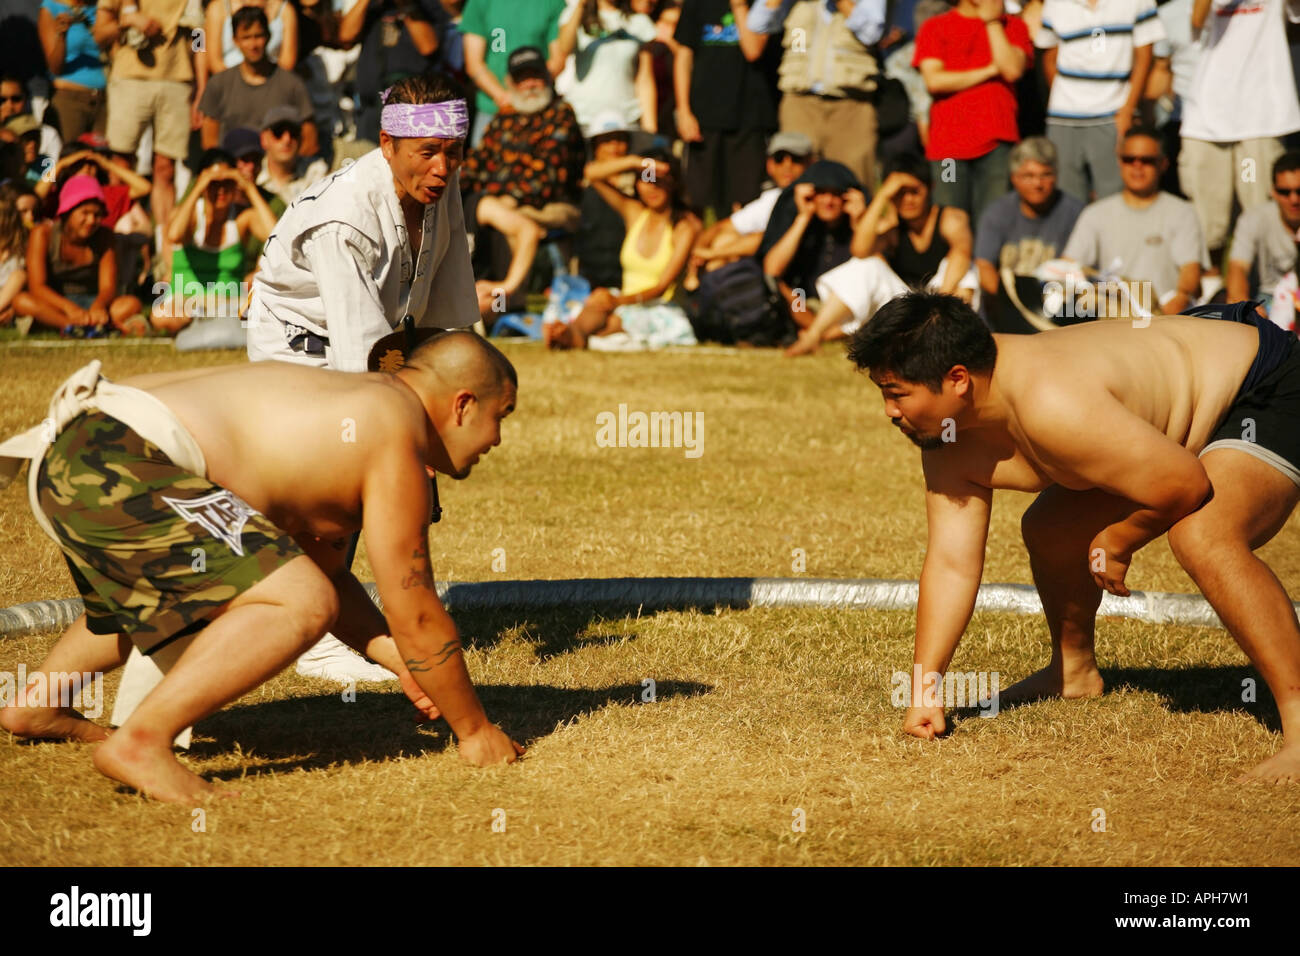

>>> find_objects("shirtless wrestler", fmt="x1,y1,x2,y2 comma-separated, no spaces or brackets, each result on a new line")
850,292,1300,782
0,331,524,802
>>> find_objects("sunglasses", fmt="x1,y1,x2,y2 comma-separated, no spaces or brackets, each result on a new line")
771,151,808,164
0,95,23,104
1276,187,1300,198
1119,154,1160,166
269,123,300,139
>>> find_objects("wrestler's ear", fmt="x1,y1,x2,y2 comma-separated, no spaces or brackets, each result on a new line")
452,389,477,425
380,130,395,162
947,365,972,397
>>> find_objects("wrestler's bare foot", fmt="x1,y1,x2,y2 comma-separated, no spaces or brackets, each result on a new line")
94,727,237,804
0,702,111,742
1001,661,1105,703
783,331,821,358
1238,744,1300,784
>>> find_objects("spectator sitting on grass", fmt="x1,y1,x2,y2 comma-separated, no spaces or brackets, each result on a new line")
35,139,151,229
1225,149,1300,328
11,175,144,334
758,159,866,340
151,149,278,333
254,104,328,205
3,115,55,185
783,152,975,356
685,129,811,291
545,147,700,349
0,182,29,325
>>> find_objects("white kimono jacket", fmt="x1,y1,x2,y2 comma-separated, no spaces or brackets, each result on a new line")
245,148,480,371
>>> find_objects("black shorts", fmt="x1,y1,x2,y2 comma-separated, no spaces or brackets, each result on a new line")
1201,335,1300,487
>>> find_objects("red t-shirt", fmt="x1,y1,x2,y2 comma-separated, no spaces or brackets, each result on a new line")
913,11,1033,161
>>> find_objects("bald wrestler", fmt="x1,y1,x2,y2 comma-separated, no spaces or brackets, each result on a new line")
850,292,1300,782
0,331,523,802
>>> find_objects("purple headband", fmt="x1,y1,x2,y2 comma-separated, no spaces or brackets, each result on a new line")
380,96,469,140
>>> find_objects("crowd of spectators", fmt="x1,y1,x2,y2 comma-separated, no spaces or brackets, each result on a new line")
0,0,1297,346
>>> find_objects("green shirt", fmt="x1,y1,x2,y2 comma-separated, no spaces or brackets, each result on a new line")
459,0,567,116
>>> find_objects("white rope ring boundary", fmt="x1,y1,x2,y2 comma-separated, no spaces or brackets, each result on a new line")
2,576,1291,641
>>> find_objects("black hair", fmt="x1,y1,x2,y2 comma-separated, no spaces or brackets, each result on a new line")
407,329,518,393
198,148,236,172
231,5,270,35
884,151,932,187
846,291,997,392
0,74,26,94
383,71,467,108
636,145,694,223
1274,149,1300,183
1120,124,1162,152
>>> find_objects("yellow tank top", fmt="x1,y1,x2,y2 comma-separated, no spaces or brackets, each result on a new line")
620,209,675,300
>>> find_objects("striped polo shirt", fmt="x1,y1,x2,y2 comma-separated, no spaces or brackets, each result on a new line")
1036,0,1166,123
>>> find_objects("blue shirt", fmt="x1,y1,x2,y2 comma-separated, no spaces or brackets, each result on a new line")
42,0,105,90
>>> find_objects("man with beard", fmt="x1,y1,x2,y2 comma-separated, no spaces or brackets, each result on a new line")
458,46,584,320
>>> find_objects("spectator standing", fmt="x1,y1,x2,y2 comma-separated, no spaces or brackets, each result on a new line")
94,0,197,266
1180,0,1300,276
1035,0,1162,204
913,0,1032,226
1145,0,1201,196
203,0,297,73
338,0,450,144
1062,125,1207,313
39,0,109,143
199,7,319,156
460,0,567,146
674,0,779,217
550,0,658,136
747,0,886,188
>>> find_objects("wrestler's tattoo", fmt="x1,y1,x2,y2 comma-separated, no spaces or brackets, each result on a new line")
405,641,461,672
400,565,435,590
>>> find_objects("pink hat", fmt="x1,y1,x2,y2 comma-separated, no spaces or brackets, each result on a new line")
57,175,107,217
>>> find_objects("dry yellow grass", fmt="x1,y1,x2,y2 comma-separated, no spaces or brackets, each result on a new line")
2,342,1299,866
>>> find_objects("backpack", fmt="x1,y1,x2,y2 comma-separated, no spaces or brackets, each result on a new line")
689,257,795,347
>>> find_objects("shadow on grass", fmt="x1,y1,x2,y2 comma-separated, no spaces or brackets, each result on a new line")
948,665,1279,733
192,679,713,779
451,603,735,661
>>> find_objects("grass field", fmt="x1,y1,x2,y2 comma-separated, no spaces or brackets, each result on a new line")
2,341,1299,866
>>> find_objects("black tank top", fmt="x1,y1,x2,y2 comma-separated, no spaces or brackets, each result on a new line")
889,206,950,288
47,221,102,298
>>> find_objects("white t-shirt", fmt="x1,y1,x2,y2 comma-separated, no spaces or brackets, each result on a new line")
247,149,479,372
1230,200,1300,292
1182,0,1300,141
729,186,782,236
1036,0,1166,123
555,5,656,135
1063,191,1210,302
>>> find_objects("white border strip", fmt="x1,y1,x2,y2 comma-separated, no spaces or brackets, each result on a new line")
0,576,1277,640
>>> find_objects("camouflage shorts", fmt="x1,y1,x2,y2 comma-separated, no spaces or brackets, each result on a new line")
36,411,303,655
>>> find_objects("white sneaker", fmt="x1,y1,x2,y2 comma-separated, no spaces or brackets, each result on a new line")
295,633,397,683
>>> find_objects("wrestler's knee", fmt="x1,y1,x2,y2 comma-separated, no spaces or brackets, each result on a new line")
1167,513,1221,579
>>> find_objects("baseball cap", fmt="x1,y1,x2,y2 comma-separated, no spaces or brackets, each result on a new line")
507,46,549,82
587,110,634,138
767,131,813,159
56,174,107,216
221,127,264,159
261,104,303,131
4,114,41,138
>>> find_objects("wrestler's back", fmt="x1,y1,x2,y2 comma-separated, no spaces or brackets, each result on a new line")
124,364,424,539
994,316,1259,454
